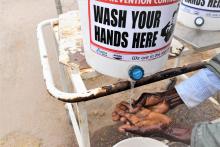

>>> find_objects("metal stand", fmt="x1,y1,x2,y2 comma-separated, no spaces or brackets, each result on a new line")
37,19,90,147
37,18,220,147
54,0,63,14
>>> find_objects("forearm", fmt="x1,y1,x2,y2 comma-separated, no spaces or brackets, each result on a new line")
175,68,220,108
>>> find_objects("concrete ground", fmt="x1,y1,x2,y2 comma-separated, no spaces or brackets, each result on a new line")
0,0,77,146
1,1,220,147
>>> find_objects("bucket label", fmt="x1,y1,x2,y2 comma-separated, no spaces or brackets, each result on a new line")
89,0,180,61
181,0,220,18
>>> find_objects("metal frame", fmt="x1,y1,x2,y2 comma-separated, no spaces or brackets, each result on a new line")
37,19,94,102
37,20,206,102
36,19,206,147
37,18,220,147
54,0,63,14
37,19,90,147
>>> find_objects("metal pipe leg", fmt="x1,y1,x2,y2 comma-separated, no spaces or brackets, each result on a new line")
54,0,63,14
37,19,90,147
70,68,91,147
166,46,183,90
50,20,85,147
65,103,84,147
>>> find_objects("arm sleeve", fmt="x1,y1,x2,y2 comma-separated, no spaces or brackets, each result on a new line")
175,68,220,108
191,122,220,147
206,53,220,78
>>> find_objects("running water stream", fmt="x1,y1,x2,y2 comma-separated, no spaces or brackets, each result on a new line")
129,80,136,109
125,80,136,136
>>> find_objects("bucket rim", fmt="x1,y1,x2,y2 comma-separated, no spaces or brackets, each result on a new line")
113,137,168,147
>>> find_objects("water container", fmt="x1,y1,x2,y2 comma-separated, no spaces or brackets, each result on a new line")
178,0,220,30
77,0,180,80
113,137,168,147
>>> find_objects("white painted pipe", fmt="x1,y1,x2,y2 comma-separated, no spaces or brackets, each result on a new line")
37,19,92,101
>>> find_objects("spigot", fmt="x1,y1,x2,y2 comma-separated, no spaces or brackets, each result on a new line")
128,65,144,81
194,16,204,27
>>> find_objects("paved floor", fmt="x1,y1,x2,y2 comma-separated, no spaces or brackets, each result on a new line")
0,0,77,146
1,1,220,147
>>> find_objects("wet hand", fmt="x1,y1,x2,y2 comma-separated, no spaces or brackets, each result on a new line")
112,101,191,144
132,88,183,112
112,101,172,135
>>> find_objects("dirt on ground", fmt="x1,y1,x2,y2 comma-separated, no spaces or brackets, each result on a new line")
0,132,42,147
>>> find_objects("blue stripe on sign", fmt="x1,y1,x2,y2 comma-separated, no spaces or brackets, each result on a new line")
181,2,220,12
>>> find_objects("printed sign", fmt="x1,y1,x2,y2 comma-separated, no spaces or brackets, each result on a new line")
89,0,180,61
181,0,220,18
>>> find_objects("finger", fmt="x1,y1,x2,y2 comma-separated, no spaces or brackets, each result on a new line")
118,124,133,132
131,99,136,106
114,107,126,116
120,101,130,108
126,121,131,125
168,96,181,103
119,101,143,114
114,102,136,121
116,101,130,111
136,109,151,117
166,94,179,101
147,112,172,125
169,97,183,105
148,101,169,114
123,126,141,134
112,112,120,121
133,93,163,108
166,95,183,109
135,120,160,127
120,117,127,123
169,100,183,109
132,93,148,106
145,95,163,107
114,102,130,117
124,113,141,125
129,106,142,114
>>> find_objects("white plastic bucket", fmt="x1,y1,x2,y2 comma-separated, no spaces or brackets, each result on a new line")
77,0,180,80
113,137,168,147
178,0,220,30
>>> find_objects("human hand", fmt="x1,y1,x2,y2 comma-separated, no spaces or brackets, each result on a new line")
112,101,172,135
132,88,183,113
112,101,191,144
